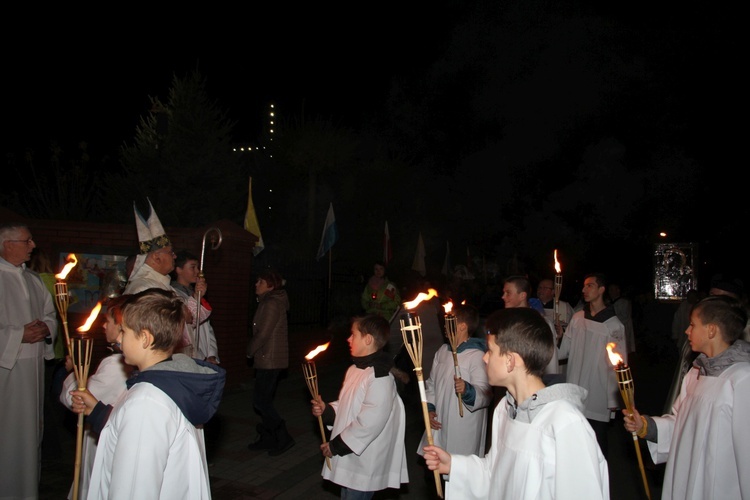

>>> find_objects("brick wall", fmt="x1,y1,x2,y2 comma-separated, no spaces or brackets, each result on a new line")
1,207,256,390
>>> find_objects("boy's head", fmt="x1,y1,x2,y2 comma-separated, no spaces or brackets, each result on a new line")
582,273,608,305
453,303,479,337
102,294,130,344
502,275,531,308
121,288,185,353
484,308,553,379
171,250,200,282
348,314,390,356
690,294,747,345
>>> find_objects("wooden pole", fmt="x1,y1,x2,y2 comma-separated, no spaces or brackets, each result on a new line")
400,312,444,498
71,335,94,500
616,364,651,500
444,313,464,417
302,361,332,470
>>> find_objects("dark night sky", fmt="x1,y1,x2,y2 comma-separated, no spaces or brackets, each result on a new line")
4,5,736,157
4,6,450,154
4,3,746,292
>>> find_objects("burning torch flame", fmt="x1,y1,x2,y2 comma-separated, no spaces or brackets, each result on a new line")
606,342,624,367
403,288,438,310
554,249,561,274
76,302,103,332
305,342,330,361
443,301,453,314
55,254,78,280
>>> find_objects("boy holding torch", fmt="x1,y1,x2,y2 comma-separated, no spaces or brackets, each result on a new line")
622,295,749,500
417,303,492,463
311,314,408,499
69,289,226,499
423,308,608,499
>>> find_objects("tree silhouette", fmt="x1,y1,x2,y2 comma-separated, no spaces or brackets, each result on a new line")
99,70,246,227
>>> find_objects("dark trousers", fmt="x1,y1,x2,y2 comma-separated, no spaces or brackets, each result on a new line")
253,368,283,429
588,418,609,459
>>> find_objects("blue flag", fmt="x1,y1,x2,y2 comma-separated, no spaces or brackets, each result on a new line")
316,203,338,260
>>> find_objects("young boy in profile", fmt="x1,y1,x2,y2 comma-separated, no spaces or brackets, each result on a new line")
423,308,609,499
70,288,226,499
311,314,409,499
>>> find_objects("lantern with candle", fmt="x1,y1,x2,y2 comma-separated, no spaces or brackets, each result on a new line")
302,342,332,470
606,343,651,500
399,288,444,499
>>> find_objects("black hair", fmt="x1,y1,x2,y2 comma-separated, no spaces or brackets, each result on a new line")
174,250,199,270
484,308,553,378
353,314,390,350
691,295,748,344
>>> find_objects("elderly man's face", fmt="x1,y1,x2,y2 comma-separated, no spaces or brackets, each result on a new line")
151,246,176,275
1,229,36,266
536,280,555,303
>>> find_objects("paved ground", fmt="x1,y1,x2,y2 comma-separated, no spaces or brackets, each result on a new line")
40,326,675,499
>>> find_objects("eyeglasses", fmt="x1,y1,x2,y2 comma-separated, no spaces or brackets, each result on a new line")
538,286,554,290
154,248,176,257
7,238,34,245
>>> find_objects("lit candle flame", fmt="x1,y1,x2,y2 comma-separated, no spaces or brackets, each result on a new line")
76,302,103,332
443,301,453,314
305,342,330,361
55,254,78,280
606,342,624,367
554,249,561,274
403,288,438,310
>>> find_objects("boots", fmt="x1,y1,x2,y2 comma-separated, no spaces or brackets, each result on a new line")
247,423,276,451
268,420,295,456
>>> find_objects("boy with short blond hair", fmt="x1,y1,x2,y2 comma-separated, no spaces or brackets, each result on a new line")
73,289,226,499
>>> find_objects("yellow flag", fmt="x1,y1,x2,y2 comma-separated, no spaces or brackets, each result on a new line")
244,177,264,256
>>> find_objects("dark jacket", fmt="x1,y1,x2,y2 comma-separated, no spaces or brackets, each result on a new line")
88,354,226,432
247,289,290,369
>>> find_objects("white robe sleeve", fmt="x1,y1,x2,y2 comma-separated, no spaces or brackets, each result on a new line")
337,376,396,454
197,320,220,361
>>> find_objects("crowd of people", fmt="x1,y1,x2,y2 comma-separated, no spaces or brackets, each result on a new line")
3,211,749,499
